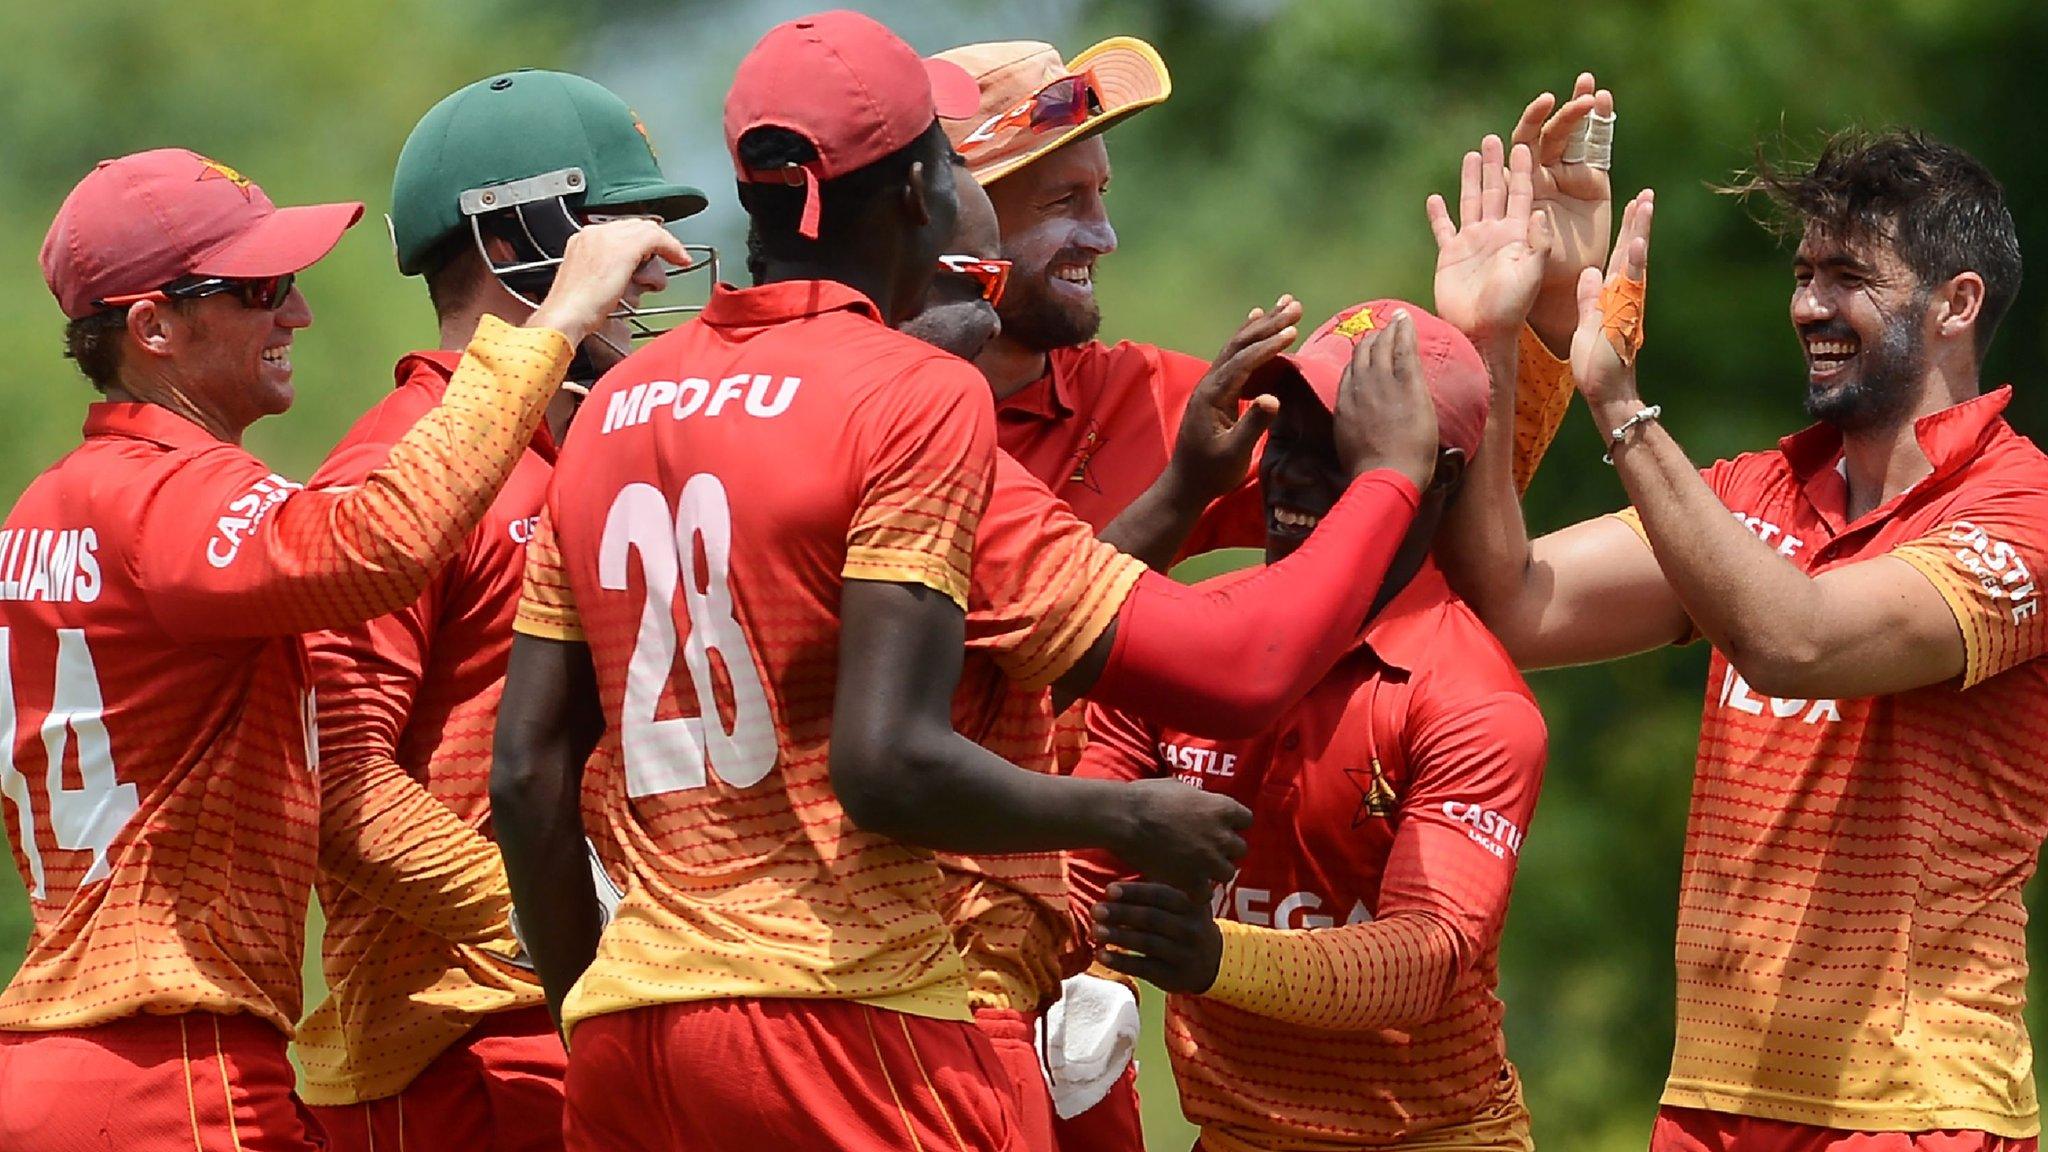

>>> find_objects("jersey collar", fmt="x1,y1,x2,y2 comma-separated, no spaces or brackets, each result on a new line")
1351,561,1459,676
998,347,1080,424
1777,384,2012,530
699,280,884,331
81,401,229,452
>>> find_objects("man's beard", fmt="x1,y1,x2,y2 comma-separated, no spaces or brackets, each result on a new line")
1804,302,1928,433
995,259,1102,352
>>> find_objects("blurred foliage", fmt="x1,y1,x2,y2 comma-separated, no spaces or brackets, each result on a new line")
5,3,2048,1152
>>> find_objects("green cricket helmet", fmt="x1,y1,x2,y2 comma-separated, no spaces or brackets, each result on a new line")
391,68,713,341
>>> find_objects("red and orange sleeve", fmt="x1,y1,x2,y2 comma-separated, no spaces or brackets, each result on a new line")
842,358,997,610
1511,325,1576,495
967,455,1145,690
1890,490,2048,688
513,501,583,642
307,582,519,952
135,316,572,641
1204,690,1547,1031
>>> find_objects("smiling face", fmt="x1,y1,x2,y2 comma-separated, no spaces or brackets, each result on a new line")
1791,225,1936,433
159,283,315,435
984,135,1116,351
1257,377,1348,562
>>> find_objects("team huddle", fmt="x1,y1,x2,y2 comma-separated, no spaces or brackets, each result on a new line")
0,7,2041,1152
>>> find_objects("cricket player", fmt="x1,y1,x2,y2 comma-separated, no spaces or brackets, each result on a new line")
492,13,1264,1150
0,147,685,1151
890,155,1487,1152
1440,129,2042,1151
1079,301,1547,1152
929,45,1609,1145
294,71,706,1152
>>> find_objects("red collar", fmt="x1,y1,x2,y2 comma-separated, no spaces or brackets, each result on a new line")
1350,561,1457,676
81,402,229,452
998,348,1078,424
1779,384,2011,478
392,347,559,462
1777,385,2013,529
699,280,884,331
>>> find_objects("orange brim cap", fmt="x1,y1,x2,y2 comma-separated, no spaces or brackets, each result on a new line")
945,36,1170,185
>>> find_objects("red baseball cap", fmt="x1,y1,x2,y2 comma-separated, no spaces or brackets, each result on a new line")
40,148,364,320
1253,300,1491,457
724,9,980,240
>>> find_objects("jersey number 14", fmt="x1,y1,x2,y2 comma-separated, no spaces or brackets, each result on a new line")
601,475,777,798
1,627,140,900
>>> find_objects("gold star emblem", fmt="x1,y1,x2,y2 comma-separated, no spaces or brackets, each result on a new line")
1332,306,1378,340
1344,758,1397,826
196,157,254,199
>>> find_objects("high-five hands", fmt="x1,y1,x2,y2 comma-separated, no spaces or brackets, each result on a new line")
1514,73,1617,351
1428,138,1554,346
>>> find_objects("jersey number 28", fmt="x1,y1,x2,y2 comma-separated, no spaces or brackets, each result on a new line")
0,627,140,900
600,476,776,798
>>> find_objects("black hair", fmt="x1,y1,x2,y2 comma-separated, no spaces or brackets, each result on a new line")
735,119,949,265
62,311,127,391
1724,128,2023,356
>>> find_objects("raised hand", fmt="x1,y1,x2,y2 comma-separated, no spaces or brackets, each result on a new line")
1513,73,1616,312
1093,881,1224,994
1333,310,1440,490
528,219,690,347
1571,189,1653,415
1165,296,1303,503
1428,137,1554,344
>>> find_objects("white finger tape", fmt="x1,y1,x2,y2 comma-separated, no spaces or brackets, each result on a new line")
1562,109,1617,170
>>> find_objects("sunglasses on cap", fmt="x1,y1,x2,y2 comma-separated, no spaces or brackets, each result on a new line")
936,254,1011,307
96,272,297,312
961,70,1105,154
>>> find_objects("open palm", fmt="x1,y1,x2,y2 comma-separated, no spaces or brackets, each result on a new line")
1514,73,1615,295
1429,137,1552,342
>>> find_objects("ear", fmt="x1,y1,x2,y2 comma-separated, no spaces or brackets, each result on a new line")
1429,447,1468,496
480,232,519,263
124,299,178,361
901,158,934,230
1933,271,1987,344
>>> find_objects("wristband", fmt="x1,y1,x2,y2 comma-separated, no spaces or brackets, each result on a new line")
1603,405,1661,465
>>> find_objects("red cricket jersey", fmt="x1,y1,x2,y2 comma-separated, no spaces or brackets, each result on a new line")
514,281,997,1031
996,339,1264,551
0,318,573,1032
1613,386,2048,1137
296,349,556,1103
1076,563,1547,1151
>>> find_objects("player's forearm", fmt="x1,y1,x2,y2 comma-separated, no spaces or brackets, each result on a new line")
320,751,519,951
1204,911,1462,1032
1436,333,1547,654
837,723,1135,855
1098,463,1210,572
492,739,602,1026
253,317,573,635
1604,412,1827,694
1077,471,1419,738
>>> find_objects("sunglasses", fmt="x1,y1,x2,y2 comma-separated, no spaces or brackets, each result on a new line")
97,272,297,312
961,70,1105,154
936,255,1011,307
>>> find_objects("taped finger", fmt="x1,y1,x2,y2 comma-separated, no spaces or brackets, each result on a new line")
1561,108,1617,170
1599,272,1647,366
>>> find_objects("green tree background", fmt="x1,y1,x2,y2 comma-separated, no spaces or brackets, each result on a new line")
3,2,2046,1150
